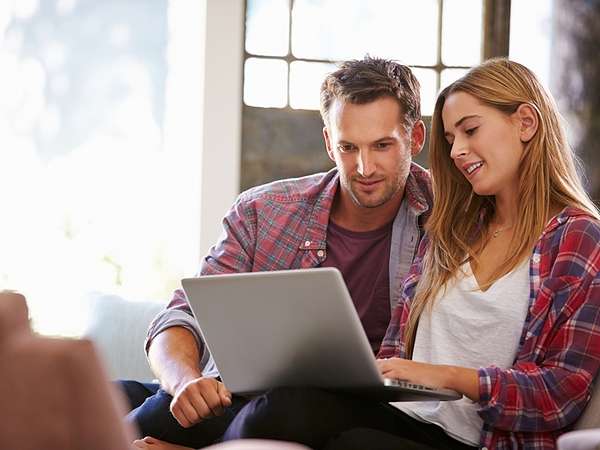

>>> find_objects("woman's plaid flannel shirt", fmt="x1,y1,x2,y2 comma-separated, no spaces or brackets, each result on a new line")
378,208,600,449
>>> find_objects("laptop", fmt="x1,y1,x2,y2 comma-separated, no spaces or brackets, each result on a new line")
181,267,461,402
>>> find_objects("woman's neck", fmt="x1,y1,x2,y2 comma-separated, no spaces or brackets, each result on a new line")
491,192,519,228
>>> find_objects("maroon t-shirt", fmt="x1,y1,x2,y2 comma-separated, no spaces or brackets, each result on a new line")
321,220,392,354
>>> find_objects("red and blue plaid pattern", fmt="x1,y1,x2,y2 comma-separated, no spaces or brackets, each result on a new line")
151,163,432,337
379,208,600,449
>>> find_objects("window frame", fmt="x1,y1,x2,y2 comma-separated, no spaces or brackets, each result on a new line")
242,0,512,111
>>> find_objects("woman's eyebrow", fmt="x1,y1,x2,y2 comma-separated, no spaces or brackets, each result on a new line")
454,114,481,128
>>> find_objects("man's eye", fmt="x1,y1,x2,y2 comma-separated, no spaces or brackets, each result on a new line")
338,144,355,152
375,142,391,149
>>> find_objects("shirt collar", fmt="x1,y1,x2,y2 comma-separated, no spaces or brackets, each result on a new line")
300,163,432,250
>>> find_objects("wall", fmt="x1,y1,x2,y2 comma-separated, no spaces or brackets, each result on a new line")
197,0,245,259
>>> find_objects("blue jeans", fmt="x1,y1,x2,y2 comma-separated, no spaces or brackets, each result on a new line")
118,380,249,448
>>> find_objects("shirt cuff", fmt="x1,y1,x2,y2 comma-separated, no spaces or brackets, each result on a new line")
478,366,494,406
144,309,220,377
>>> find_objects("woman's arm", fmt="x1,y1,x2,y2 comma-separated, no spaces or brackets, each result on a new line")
377,358,480,400
476,217,600,432
379,216,600,433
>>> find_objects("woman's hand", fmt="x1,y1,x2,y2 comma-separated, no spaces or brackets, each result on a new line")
376,358,480,401
376,358,448,388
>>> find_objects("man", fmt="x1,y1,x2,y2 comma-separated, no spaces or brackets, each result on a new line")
122,56,431,450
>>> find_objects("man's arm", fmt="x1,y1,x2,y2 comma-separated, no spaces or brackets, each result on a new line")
147,326,231,428
145,193,258,373
144,195,257,427
147,326,202,395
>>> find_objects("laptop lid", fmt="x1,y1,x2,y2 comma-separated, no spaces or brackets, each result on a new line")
182,268,460,402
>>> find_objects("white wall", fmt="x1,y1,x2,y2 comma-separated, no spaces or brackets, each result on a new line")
198,0,244,259
167,0,244,267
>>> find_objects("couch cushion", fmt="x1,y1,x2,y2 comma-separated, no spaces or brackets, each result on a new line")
575,379,600,430
83,292,165,382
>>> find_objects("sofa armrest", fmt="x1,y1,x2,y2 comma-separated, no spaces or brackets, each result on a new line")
558,430,600,450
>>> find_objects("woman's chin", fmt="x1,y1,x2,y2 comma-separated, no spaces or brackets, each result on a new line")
471,184,495,197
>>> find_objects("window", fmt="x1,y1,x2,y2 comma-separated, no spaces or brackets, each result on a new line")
243,0,485,115
240,0,497,190
0,0,204,336
509,0,553,91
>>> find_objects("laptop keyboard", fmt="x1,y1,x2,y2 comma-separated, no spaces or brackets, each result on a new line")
383,378,435,391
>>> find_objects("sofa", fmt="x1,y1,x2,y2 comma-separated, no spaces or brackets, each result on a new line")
82,291,166,382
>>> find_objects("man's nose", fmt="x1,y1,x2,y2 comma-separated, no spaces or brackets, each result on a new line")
357,150,375,177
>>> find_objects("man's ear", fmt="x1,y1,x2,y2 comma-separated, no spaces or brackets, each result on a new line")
516,103,539,143
323,127,335,162
410,120,426,156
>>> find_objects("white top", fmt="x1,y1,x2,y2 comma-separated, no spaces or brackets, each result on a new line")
393,260,531,445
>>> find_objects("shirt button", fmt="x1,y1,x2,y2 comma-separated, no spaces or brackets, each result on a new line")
304,240,311,247
317,250,325,258
532,254,540,263
482,447,488,450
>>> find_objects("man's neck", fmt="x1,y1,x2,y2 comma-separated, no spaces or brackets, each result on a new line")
330,189,404,232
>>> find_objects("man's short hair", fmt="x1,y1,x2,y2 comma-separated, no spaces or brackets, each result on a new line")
320,56,421,129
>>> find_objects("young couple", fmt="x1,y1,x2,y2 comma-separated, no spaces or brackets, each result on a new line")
122,57,600,450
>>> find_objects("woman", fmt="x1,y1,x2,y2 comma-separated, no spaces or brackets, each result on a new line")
355,58,600,449
223,59,600,450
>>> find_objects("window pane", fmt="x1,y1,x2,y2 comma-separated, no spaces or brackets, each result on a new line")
244,58,288,108
292,0,438,65
509,0,553,90
412,68,437,116
289,61,336,110
245,0,290,56
440,68,469,90
442,0,483,66
0,0,204,336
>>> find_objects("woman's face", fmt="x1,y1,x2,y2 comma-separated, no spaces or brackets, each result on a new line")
441,91,524,198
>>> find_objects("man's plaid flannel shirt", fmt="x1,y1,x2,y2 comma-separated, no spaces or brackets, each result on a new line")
146,163,433,373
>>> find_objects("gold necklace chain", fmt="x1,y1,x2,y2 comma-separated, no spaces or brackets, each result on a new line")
491,225,513,238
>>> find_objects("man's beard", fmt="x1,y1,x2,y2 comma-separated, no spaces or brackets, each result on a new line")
346,176,401,209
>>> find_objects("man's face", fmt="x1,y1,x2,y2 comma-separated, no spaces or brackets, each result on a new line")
323,97,423,209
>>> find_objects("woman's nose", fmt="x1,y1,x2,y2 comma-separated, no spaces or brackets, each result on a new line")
450,141,468,160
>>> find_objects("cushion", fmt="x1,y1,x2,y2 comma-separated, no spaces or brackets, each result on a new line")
83,292,165,382
558,429,600,450
575,379,600,430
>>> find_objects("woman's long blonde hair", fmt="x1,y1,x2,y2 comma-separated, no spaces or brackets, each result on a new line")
404,58,599,356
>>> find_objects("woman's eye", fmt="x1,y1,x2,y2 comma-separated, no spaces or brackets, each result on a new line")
465,127,478,136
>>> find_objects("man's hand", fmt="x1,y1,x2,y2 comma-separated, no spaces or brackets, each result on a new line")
169,377,232,428
147,327,233,427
